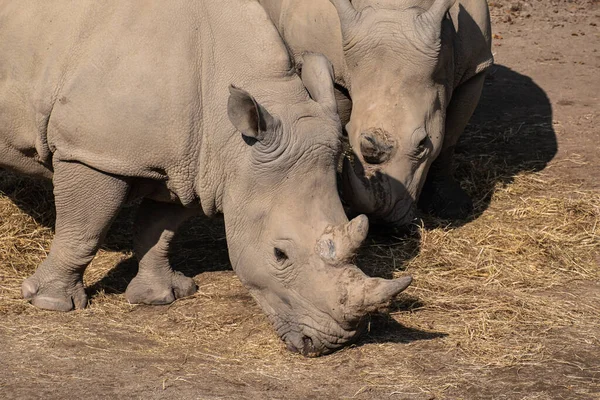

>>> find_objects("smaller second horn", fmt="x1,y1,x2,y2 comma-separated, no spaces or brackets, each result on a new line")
317,214,369,263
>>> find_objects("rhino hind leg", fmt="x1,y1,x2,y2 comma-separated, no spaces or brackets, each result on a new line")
419,72,487,220
125,200,199,305
22,160,130,311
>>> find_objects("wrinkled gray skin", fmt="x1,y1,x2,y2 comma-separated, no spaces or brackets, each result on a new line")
259,0,493,225
0,0,412,356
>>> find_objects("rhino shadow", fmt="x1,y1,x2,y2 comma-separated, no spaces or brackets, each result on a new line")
0,172,56,227
0,170,138,253
343,294,446,347
358,313,447,347
445,63,557,227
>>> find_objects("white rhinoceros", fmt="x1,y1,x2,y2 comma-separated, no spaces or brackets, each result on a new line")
0,0,411,356
258,0,493,225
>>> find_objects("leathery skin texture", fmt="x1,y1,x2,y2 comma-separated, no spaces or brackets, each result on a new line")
259,0,493,225
1,0,412,356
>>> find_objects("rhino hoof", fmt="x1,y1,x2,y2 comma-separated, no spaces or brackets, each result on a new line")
22,275,88,312
125,271,197,305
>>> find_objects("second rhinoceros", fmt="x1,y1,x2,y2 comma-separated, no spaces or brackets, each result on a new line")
259,0,493,225
0,0,411,356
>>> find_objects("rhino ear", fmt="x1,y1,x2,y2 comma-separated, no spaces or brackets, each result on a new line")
329,0,360,32
227,85,279,143
300,53,338,115
417,0,456,44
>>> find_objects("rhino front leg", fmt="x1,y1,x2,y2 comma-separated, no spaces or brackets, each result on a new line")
125,199,199,305
22,160,130,311
419,72,486,220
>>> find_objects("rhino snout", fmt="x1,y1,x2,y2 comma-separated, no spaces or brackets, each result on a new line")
379,197,418,227
359,129,395,165
281,320,366,357
283,331,322,357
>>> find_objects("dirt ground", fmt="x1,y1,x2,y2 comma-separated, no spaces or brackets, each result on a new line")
1,1,599,399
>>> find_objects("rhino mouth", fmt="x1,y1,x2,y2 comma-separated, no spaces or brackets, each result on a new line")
376,198,417,227
358,177,417,227
263,300,367,357
278,318,367,357
343,157,418,227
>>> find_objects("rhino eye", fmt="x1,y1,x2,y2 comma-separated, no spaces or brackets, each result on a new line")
274,247,288,262
412,127,429,156
414,134,429,158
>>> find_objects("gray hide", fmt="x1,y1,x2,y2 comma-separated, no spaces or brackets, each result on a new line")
0,0,411,356
259,0,493,225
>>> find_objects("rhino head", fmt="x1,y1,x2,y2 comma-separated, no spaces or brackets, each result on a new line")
329,0,456,225
223,53,412,356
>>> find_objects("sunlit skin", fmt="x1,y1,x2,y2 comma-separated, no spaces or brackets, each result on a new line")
258,0,493,225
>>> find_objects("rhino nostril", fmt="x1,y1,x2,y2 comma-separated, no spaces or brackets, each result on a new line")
301,336,315,356
359,129,394,164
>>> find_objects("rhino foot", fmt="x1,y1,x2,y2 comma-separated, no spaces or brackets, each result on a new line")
21,274,88,312
419,177,473,220
125,271,197,305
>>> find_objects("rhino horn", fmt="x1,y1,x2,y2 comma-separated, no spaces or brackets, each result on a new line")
359,275,413,313
342,214,369,254
317,214,369,262
328,0,360,31
417,0,456,43
344,271,413,316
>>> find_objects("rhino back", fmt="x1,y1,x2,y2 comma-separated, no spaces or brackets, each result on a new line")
0,1,295,198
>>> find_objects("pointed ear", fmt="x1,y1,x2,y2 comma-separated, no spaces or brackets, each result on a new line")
417,0,456,44
227,85,279,142
328,0,360,32
300,52,338,115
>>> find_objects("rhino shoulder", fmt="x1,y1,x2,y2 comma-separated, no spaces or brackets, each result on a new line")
451,0,494,87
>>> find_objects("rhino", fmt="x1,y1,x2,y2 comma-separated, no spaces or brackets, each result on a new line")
0,0,412,356
258,0,493,225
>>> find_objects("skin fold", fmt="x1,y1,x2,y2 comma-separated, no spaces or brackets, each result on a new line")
258,0,493,225
0,0,412,356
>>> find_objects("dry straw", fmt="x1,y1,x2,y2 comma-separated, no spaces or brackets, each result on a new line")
1,151,598,396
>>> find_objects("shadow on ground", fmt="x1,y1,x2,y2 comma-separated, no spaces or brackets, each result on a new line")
361,314,447,345
358,63,557,273
452,63,557,222
87,214,231,296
